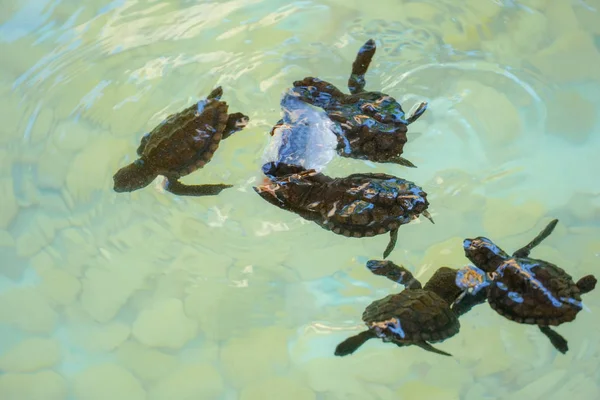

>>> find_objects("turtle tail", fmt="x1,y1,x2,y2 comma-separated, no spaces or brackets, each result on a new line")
576,275,597,294
334,330,376,356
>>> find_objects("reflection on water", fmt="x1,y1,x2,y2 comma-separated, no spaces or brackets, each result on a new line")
1,0,599,399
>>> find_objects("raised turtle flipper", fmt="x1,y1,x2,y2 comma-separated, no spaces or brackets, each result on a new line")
539,326,568,354
405,102,428,125
383,228,399,259
222,112,249,139
415,341,452,356
207,86,223,100
366,260,422,289
576,275,597,294
334,330,376,356
512,219,559,258
348,38,376,95
163,178,233,197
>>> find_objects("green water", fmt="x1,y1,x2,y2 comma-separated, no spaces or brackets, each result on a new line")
1,0,599,399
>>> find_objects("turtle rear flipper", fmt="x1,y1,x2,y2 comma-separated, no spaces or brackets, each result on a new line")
415,341,452,356
513,219,558,258
388,155,417,168
383,229,399,259
405,102,428,125
348,38,376,95
164,178,232,197
334,330,376,356
539,326,568,354
576,275,597,294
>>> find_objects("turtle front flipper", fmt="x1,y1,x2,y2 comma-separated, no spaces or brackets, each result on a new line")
415,341,452,357
512,219,559,258
383,228,399,259
405,102,428,125
334,330,376,356
539,326,568,354
451,289,488,317
348,38,376,95
292,77,345,109
163,178,233,197
576,275,597,294
222,112,249,139
366,260,422,289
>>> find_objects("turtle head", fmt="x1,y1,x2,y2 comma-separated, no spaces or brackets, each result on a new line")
113,159,156,193
463,236,509,273
423,266,464,304
455,265,491,295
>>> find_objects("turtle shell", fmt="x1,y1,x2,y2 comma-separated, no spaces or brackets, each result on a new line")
313,173,429,238
488,258,583,326
141,98,229,178
363,290,460,343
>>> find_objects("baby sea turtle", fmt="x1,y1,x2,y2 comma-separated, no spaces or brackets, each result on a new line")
255,162,434,258
460,219,597,353
113,86,249,196
335,260,462,357
289,39,428,167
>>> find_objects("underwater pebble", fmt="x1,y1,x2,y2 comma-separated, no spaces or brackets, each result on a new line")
546,91,595,144
220,326,291,388
423,358,474,391
117,341,178,382
81,266,144,323
529,30,600,83
149,364,224,400
240,377,315,400
0,337,61,373
30,106,55,145
52,120,93,152
37,144,72,190
132,297,198,349
0,370,67,400
303,348,413,393
66,136,129,203
0,287,57,333
39,267,81,306
72,322,131,353
482,198,545,239
453,79,522,149
507,368,567,400
545,1,580,36
0,178,18,229
72,364,145,400
422,236,469,269
397,380,459,400
506,8,549,56
545,373,600,400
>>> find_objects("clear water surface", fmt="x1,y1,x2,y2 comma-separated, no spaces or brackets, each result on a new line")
1,0,599,399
